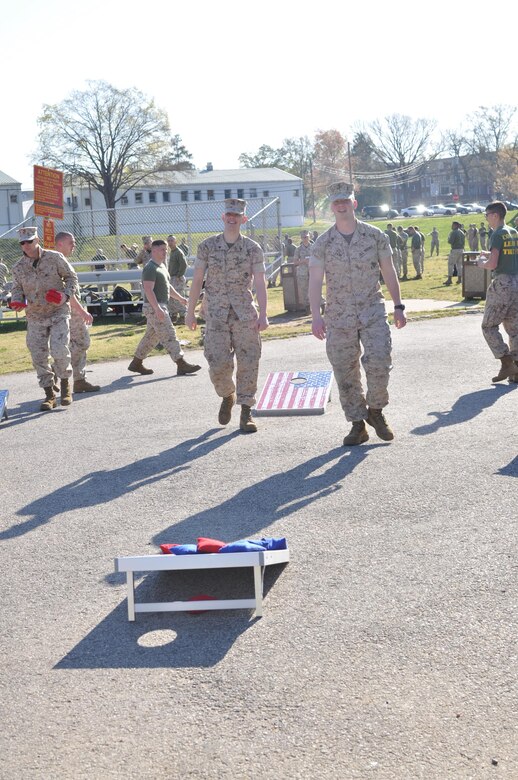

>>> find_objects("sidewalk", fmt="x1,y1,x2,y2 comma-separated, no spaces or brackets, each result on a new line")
388,297,483,313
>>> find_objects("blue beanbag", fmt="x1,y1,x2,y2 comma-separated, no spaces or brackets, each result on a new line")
168,544,198,555
218,540,266,553
260,537,288,550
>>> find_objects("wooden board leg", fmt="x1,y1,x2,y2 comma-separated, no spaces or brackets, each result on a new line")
127,571,136,621
253,565,263,618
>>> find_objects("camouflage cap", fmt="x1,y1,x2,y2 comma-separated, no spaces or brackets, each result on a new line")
300,230,310,237
18,226,38,243
142,235,152,243
224,198,246,215
327,181,355,202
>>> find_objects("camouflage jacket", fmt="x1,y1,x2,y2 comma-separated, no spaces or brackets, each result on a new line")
11,249,78,321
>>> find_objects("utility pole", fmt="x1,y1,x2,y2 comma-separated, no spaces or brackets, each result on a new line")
309,156,316,224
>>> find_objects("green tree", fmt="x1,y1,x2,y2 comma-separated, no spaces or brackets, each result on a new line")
35,81,173,232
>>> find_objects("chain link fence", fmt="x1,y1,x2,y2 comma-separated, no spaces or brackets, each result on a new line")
0,197,283,280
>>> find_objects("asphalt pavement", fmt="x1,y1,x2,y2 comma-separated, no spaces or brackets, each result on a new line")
1,312,517,779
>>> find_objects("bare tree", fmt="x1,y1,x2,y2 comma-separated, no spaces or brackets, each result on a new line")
35,81,173,231
363,114,437,168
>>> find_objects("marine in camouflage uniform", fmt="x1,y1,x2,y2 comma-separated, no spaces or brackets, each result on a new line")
429,227,440,256
445,221,465,285
167,235,188,321
54,231,100,393
406,226,422,278
128,240,201,377
136,236,153,266
397,227,409,279
186,198,269,433
477,201,518,382
385,224,401,277
309,182,406,446
293,230,312,309
479,223,488,251
11,227,77,410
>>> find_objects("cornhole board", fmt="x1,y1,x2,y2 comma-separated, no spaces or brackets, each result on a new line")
115,547,290,621
0,390,8,421
255,370,333,416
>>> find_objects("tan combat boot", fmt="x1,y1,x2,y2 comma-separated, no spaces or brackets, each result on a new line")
343,420,369,446
175,356,201,376
40,386,57,412
218,393,236,425
73,378,101,393
240,405,258,433
60,378,73,406
492,355,518,382
366,408,394,441
128,357,154,375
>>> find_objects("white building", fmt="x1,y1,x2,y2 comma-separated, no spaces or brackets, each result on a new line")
0,170,24,233
63,167,304,232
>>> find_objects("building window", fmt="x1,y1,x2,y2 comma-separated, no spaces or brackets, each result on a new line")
85,197,91,206
249,188,257,198
263,190,269,197
121,196,129,205
293,189,299,197
162,191,170,203
237,188,244,199
207,190,215,201
10,194,18,203
149,192,157,203
194,190,201,201
181,191,189,202
135,193,143,204
224,189,231,199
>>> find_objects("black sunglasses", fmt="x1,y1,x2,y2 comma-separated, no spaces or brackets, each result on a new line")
20,239,36,245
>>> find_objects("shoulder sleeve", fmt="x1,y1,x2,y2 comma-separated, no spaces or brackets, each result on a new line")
249,240,265,273
141,262,157,282
195,239,209,271
309,235,326,268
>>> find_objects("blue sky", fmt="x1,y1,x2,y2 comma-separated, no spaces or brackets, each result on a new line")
2,0,516,189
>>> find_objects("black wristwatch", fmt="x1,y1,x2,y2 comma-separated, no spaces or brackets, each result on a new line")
394,304,405,311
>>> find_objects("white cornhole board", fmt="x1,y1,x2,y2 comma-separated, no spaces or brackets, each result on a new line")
255,370,333,416
115,548,290,621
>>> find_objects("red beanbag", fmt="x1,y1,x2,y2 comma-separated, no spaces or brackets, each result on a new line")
45,289,64,304
9,300,27,311
197,537,225,553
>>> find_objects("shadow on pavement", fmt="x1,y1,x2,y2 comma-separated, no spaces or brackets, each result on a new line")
410,384,516,436
55,564,286,670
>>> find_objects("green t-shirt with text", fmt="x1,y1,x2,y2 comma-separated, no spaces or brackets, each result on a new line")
489,224,518,275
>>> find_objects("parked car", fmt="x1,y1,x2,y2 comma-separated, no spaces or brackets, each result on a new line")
444,203,470,214
461,203,484,213
400,205,434,218
429,204,456,215
361,205,399,219
502,200,518,211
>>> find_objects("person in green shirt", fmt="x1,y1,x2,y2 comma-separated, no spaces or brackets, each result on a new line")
445,221,465,285
477,201,518,382
128,239,201,376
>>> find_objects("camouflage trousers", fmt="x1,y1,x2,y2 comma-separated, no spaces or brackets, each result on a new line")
448,249,463,279
430,238,439,256
412,249,422,276
481,274,518,359
392,248,401,277
135,304,183,362
204,309,262,406
26,314,72,388
168,276,187,317
400,248,408,277
69,314,91,380
326,318,392,422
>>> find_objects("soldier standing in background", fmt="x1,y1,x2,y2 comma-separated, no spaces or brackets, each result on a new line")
406,226,422,279
55,231,100,394
397,226,409,280
479,222,488,251
10,227,78,411
136,236,153,266
309,182,406,447
167,235,188,324
293,229,312,310
445,221,465,285
429,226,440,256
385,224,400,277
185,198,269,434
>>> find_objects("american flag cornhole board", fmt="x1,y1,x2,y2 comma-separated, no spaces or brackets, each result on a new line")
255,371,333,416
0,389,9,421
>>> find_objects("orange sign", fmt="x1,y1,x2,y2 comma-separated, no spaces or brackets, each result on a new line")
43,218,55,249
34,165,64,219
